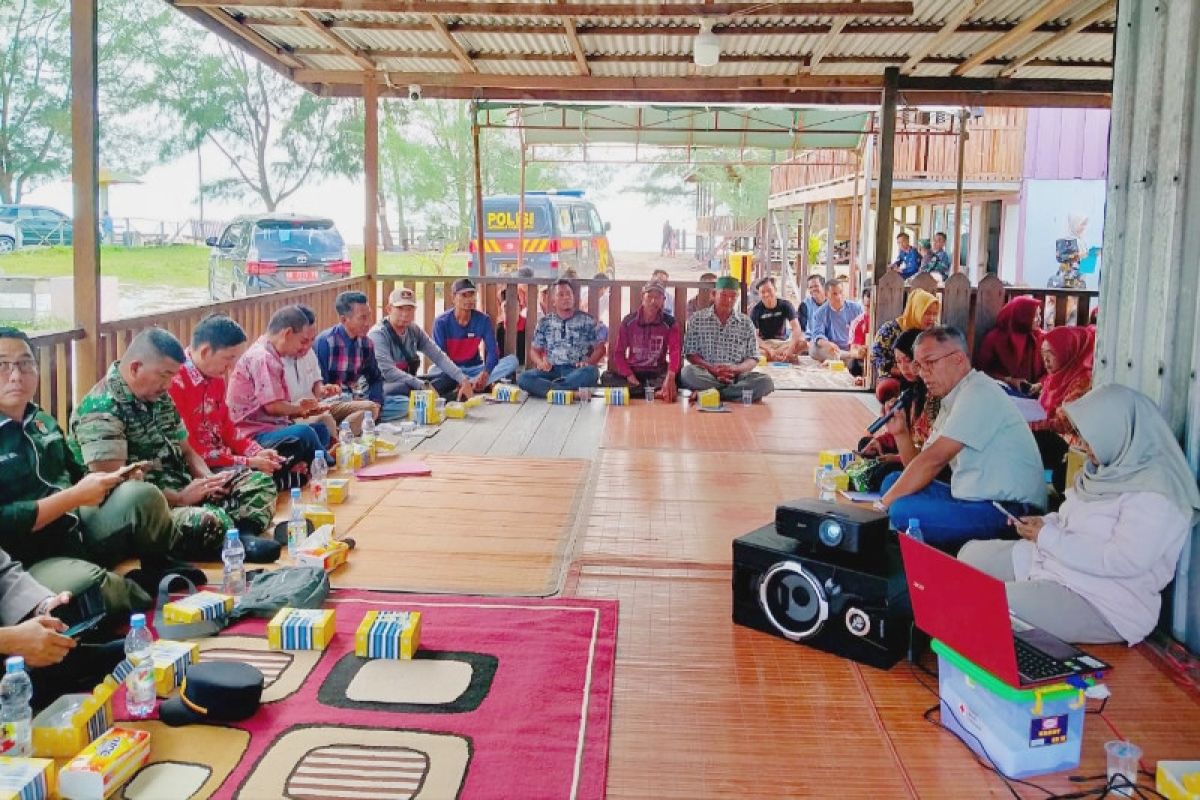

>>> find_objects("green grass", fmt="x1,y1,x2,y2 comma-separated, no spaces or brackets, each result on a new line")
0,244,468,288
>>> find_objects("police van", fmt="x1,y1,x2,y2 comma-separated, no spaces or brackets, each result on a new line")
468,190,615,278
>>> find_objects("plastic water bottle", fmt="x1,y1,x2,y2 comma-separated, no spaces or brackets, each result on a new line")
337,421,354,472
0,656,33,756
124,614,156,719
906,518,924,543
221,528,246,596
310,450,327,506
361,412,376,451
288,488,306,559
818,464,838,502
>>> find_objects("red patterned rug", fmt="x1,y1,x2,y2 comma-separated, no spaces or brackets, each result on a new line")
116,590,618,800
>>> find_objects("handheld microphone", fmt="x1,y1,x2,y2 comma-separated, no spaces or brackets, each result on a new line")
866,386,916,434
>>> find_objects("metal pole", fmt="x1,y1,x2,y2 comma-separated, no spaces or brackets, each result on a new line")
471,101,487,277
363,72,379,282
873,67,899,284
952,108,968,275
517,140,526,270
71,0,100,395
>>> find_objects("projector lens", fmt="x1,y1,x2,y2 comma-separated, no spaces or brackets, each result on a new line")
818,520,843,547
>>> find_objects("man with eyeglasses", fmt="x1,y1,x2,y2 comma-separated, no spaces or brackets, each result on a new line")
877,326,1046,552
0,327,192,616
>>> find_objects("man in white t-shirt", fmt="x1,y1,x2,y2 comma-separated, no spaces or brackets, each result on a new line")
878,326,1046,552
283,305,374,437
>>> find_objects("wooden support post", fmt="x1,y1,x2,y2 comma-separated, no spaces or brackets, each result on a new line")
825,198,835,279
72,0,100,397
872,67,899,284
517,141,526,270
952,108,967,275
800,204,811,278
363,72,379,284
471,101,487,277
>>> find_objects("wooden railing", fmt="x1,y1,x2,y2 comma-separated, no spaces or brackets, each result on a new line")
28,328,85,427
875,271,1098,356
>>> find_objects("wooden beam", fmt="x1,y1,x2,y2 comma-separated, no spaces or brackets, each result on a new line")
802,18,846,73
364,72,379,281
952,109,967,274
873,67,899,283
953,0,1080,76
428,15,476,73
71,0,100,397
897,75,1111,95
175,0,917,17
194,7,303,69
293,10,373,70
292,69,885,91
999,0,1115,77
471,102,487,280
901,0,988,74
563,18,590,77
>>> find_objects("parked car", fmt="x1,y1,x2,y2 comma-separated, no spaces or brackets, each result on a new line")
468,190,615,279
0,219,18,254
0,204,73,247
206,214,352,301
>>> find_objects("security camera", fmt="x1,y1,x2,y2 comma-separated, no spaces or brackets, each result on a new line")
408,84,422,101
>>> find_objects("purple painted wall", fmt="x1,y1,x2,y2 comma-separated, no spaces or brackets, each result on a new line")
1023,108,1111,180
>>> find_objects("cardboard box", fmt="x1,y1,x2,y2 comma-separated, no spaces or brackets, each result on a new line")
602,387,630,406
374,437,399,455
492,384,522,403
296,539,350,574
465,394,485,408
0,757,54,800
268,608,336,651
325,478,350,505
827,360,847,372
349,443,371,470
445,401,467,418
409,389,440,424
1065,447,1086,487
698,388,721,409
818,448,857,470
1157,760,1200,800
110,640,199,699
32,684,114,759
58,728,150,800
162,591,234,625
355,610,422,660
303,505,336,530
813,467,851,491
547,390,575,405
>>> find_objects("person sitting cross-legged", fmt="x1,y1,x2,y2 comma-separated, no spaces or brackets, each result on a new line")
878,325,1046,553
0,327,196,611
680,276,775,403
600,281,681,401
750,276,805,362
808,277,865,364
314,291,393,421
370,287,474,409
70,329,280,564
431,278,519,396
517,278,607,398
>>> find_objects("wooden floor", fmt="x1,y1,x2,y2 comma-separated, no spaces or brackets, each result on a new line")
278,391,1200,798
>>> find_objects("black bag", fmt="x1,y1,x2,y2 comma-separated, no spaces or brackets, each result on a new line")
231,567,330,620
267,435,314,492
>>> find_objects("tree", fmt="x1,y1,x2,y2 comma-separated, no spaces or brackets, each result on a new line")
151,44,360,212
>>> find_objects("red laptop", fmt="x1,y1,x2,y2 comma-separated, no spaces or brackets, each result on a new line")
898,534,1110,688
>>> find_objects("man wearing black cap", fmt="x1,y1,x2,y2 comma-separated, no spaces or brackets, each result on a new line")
681,276,775,402
602,282,681,401
431,278,519,395
517,278,607,398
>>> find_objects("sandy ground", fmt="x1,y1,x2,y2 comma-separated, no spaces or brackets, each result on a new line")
612,250,711,282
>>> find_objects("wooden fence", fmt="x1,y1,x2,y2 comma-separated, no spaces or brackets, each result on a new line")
27,328,85,426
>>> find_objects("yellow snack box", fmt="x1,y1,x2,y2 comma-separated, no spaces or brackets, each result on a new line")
162,590,234,625
268,608,336,651
303,505,335,530
57,727,150,800
698,388,721,409
151,640,200,698
827,360,848,372
1157,760,1200,800
1065,447,1086,488
296,539,350,574
32,683,115,759
818,448,856,470
325,478,350,505
464,394,485,408
492,384,522,403
445,401,467,419
547,390,575,405
349,443,371,470
355,610,422,660
601,387,629,406
409,389,440,424
374,437,399,455
813,466,851,492
0,756,55,800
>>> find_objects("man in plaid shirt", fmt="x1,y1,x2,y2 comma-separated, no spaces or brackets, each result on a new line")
315,291,404,421
681,276,775,403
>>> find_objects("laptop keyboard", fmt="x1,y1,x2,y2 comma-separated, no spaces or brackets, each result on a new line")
1014,637,1069,682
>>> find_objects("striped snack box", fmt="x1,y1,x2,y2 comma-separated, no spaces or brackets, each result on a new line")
0,757,55,800
32,684,115,759
698,388,722,409
547,390,575,405
355,610,423,660
57,728,150,800
602,387,630,406
110,640,200,698
162,591,235,625
303,505,335,530
818,449,857,470
326,478,350,505
409,389,439,425
268,608,337,651
492,384,523,403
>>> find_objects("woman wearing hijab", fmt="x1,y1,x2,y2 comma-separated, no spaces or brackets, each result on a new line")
959,385,1200,645
871,289,939,402
1028,326,1095,485
974,296,1045,393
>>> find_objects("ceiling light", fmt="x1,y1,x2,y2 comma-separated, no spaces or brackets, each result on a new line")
694,19,720,67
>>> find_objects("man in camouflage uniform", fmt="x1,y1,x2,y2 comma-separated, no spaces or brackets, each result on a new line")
69,329,280,563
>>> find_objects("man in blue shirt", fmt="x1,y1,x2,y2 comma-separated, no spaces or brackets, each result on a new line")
809,278,865,363
801,274,827,338
517,279,607,398
431,278,519,396
890,232,920,279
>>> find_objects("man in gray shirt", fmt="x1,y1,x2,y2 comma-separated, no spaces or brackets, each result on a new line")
879,326,1046,552
369,288,474,409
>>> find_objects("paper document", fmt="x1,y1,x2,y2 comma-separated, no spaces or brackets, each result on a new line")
1010,396,1047,423
841,491,882,503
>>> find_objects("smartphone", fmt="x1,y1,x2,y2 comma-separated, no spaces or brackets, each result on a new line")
991,501,1021,525
117,460,155,479
61,612,106,640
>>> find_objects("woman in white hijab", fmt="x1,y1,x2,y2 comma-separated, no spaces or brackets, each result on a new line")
960,384,1200,645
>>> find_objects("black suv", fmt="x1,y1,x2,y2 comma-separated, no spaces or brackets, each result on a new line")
0,204,73,249
206,214,351,300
